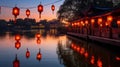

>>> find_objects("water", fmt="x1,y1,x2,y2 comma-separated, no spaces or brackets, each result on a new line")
0,29,120,67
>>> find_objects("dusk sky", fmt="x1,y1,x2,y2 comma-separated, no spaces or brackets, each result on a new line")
0,0,64,22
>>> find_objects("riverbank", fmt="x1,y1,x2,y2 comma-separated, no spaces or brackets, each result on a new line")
67,32,120,47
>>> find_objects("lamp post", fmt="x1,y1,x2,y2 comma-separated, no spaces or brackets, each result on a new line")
107,15,113,38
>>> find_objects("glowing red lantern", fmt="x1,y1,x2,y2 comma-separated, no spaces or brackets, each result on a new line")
15,34,21,41
85,20,88,25
107,15,113,22
12,6,20,23
15,41,21,50
26,48,30,59
98,18,102,25
36,49,42,61
37,39,41,44
91,19,95,24
13,55,20,67
117,20,120,27
26,9,30,18
38,4,43,18
51,5,55,14
36,33,41,38
80,47,85,54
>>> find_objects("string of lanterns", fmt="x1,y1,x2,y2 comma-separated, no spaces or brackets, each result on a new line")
0,0,62,23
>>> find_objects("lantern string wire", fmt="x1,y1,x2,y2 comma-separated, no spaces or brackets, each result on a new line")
0,0,63,9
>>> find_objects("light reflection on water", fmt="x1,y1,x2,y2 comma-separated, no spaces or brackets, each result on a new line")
0,29,120,67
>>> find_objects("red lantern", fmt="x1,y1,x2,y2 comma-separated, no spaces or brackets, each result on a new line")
12,6,20,23
36,33,41,38
51,5,55,14
26,48,30,59
38,4,43,18
15,34,21,41
13,55,20,67
26,9,30,18
107,15,113,22
37,39,41,44
15,41,21,50
36,49,42,61
84,51,88,58
98,18,102,25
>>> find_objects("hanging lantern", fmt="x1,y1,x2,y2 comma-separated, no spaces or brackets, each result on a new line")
26,9,30,18
91,19,95,24
38,4,43,18
107,15,113,22
98,17,102,25
51,5,55,14
80,47,85,54
15,41,21,50
15,34,21,41
12,6,20,23
36,49,42,61
85,20,88,25
26,48,30,59
37,39,41,44
13,55,20,67
117,20,120,27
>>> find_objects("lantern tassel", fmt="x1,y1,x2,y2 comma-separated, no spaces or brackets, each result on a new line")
39,13,41,18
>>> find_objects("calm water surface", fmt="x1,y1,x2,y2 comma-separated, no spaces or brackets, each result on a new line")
0,30,120,67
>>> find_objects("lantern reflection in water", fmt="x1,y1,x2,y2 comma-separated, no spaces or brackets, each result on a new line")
36,48,42,61
15,41,21,50
13,55,20,67
15,34,21,41
97,59,103,67
26,48,30,59
91,56,95,64
37,38,41,44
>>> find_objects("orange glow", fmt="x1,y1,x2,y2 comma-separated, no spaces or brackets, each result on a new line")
26,9,30,17
15,34,21,41
26,48,30,59
51,5,55,11
15,41,21,50
37,39,41,44
91,56,95,64
105,22,109,26
81,21,83,24
100,24,102,27
12,7,20,17
36,49,42,61
97,59,103,67
80,47,85,54
77,46,80,52
117,20,120,25
73,45,77,50
91,19,95,23
85,20,88,24
116,56,120,61
107,15,113,22
36,33,41,38
84,51,88,58
98,18,102,24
